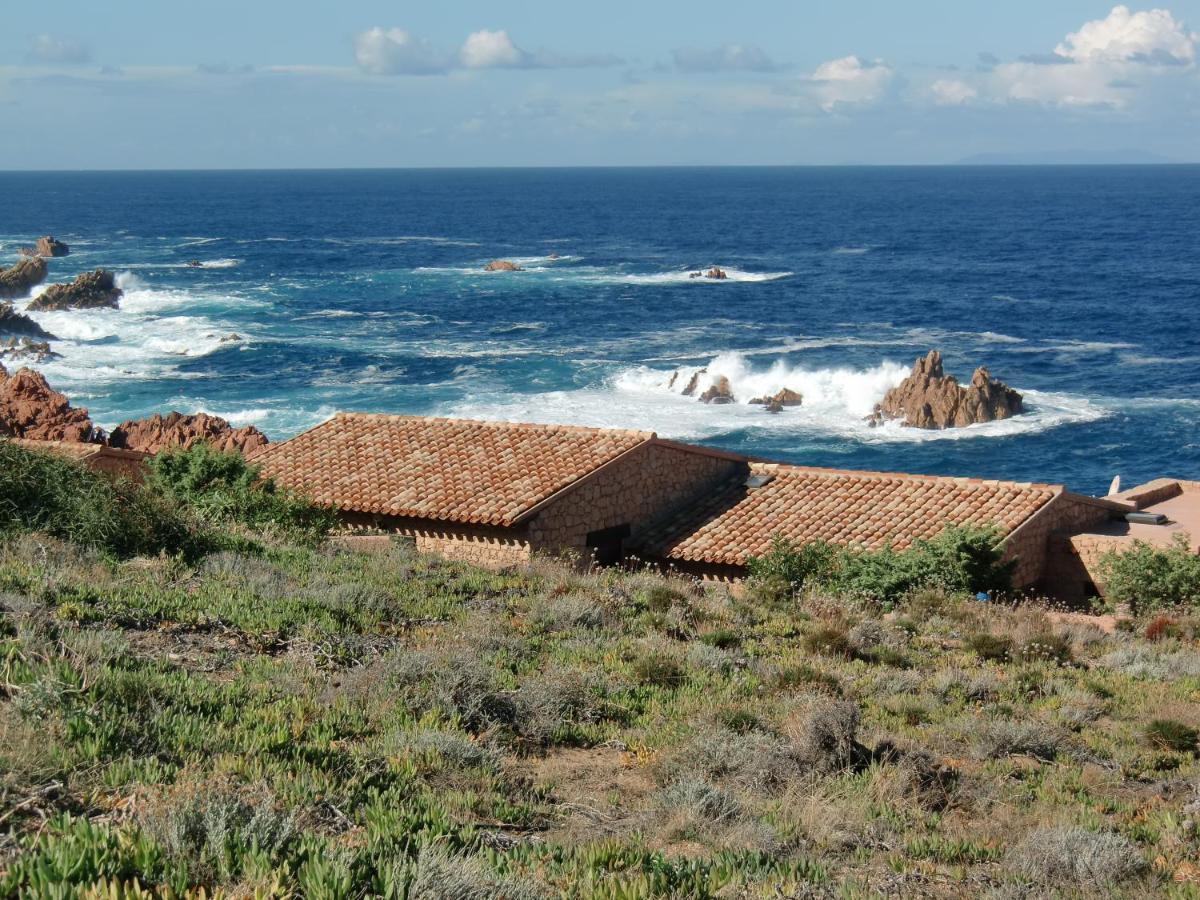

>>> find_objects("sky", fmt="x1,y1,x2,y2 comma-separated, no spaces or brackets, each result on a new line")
3,1,1200,168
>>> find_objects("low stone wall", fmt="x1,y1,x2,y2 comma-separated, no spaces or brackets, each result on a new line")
412,527,531,569
1003,493,1115,590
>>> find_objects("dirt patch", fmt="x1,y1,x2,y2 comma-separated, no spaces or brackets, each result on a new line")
528,745,655,842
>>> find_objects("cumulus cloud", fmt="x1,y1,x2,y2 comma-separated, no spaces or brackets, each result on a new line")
930,78,977,105
1055,5,1196,65
354,27,448,75
672,44,779,73
460,29,530,69
29,34,91,65
809,56,893,111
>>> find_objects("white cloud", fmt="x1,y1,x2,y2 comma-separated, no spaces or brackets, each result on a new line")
809,56,893,111
930,78,977,106
673,44,778,73
460,30,530,69
354,27,447,75
29,34,91,65
1055,5,1196,65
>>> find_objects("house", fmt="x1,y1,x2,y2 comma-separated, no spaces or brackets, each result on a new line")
1042,478,1200,604
7,438,149,481
249,413,745,568
250,412,1141,598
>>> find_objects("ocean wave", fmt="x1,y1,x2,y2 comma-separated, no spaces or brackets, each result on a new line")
412,263,789,284
832,246,871,255
596,268,792,285
445,352,1108,444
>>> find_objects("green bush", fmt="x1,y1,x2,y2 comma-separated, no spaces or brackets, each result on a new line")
1144,719,1199,754
966,633,1014,662
0,440,197,558
147,443,333,542
746,526,1015,605
1099,534,1200,614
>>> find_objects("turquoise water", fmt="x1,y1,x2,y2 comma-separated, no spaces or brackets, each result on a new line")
2,166,1198,496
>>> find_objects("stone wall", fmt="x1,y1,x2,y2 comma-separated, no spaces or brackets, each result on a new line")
330,512,532,569
528,441,746,563
1003,493,1117,592
85,450,148,483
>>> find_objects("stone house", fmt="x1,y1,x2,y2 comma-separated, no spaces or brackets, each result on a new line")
250,412,1159,600
250,413,744,568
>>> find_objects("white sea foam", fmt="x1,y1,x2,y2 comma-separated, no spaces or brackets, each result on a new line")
595,268,793,285
446,352,1109,444
833,246,871,255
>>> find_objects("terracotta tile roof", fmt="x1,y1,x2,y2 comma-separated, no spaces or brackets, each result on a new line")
251,414,654,527
641,463,1061,567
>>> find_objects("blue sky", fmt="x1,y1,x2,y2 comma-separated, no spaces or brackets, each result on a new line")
3,2,1199,168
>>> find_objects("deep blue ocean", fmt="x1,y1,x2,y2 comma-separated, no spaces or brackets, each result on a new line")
2,167,1198,496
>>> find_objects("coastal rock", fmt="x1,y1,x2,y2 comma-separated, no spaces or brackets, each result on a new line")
705,267,728,280
108,411,269,455
0,256,49,301
32,236,71,258
866,350,1023,430
0,362,98,442
699,375,736,404
27,269,122,312
0,338,59,363
749,388,803,410
484,260,522,272
0,302,56,340
681,368,707,397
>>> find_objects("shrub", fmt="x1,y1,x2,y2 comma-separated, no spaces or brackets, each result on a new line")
403,846,548,900
1007,826,1146,885
655,777,742,824
663,727,797,790
0,440,197,558
1099,534,1200,614
803,627,853,658
632,651,686,688
785,699,863,773
977,719,1065,760
746,535,839,601
1144,719,1199,754
147,443,332,541
1144,614,1180,642
1014,632,1073,666
965,633,1013,662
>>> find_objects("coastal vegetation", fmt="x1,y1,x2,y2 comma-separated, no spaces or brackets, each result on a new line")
2,442,1200,897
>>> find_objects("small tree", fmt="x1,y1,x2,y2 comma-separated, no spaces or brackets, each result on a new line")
1099,534,1200,615
745,534,840,601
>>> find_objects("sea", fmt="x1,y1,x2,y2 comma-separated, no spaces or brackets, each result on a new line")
2,166,1198,497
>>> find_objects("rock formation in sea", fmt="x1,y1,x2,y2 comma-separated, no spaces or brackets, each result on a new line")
0,301,56,340
20,236,70,258
699,375,736,404
484,260,522,272
866,350,1023,430
108,411,269,455
0,363,99,442
0,256,49,301
749,388,803,413
0,338,59,363
27,269,123,312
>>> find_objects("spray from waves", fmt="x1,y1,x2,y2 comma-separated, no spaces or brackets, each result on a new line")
119,258,241,270
412,262,790,284
590,268,792,285
446,351,1109,444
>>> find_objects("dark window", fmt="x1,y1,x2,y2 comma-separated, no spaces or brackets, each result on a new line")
586,523,631,567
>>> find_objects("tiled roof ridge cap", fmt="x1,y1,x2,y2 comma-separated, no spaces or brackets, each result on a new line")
749,460,1062,492
331,411,656,440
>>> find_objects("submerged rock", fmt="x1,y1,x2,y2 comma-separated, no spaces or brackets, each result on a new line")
0,302,55,340
484,260,522,272
0,362,98,442
109,411,269,455
749,388,803,411
866,350,1023,430
0,338,59,363
0,256,48,301
699,375,736,404
27,269,122,312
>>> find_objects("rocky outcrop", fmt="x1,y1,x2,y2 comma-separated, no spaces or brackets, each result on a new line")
108,411,269,455
0,257,49,301
699,375,735,404
689,267,729,280
749,388,803,413
0,302,55,340
20,236,70,258
484,260,522,272
866,350,1024,430
27,269,122,312
0,363,98,442
0,338,59,363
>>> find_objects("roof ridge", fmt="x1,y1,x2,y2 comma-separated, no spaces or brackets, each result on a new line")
332,411,655,439
750,461,1061,492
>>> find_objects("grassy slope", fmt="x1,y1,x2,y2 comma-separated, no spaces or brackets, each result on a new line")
1,533,1199,898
